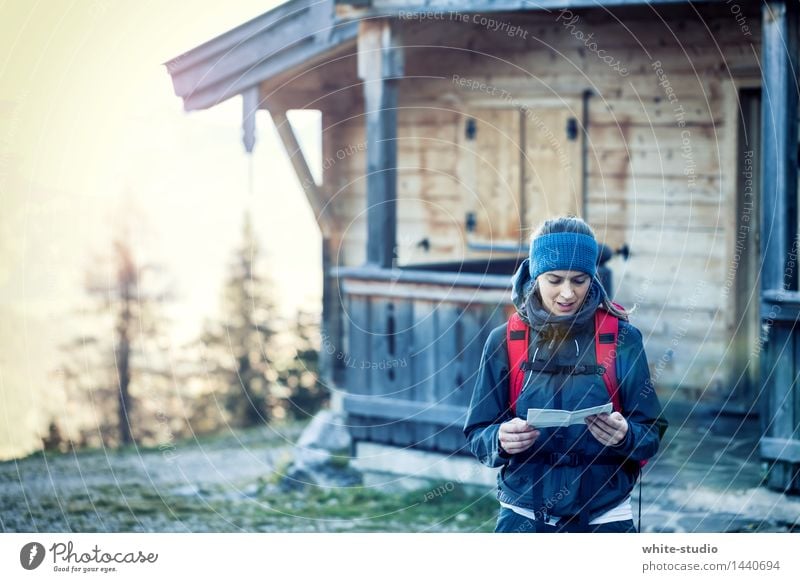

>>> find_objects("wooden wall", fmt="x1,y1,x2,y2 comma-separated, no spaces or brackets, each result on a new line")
321,4,761,395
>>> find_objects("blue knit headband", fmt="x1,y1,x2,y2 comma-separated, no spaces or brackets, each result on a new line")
529,232,598,280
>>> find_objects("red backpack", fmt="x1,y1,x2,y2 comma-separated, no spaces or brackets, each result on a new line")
505,304,648,469
506,305,622,412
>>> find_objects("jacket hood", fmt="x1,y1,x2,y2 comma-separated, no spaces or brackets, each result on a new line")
510,259,534,324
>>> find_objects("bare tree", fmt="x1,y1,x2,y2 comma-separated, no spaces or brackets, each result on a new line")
58,233,172,448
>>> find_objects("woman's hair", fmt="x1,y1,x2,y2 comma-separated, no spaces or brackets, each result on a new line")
526,215,629,321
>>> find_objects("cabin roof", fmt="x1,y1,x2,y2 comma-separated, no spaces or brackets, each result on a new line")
335,0,727,14
164,0,357,111
165,0,727,111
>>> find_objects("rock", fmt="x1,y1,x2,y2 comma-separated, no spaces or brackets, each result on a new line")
278,466,315,493
278,409,361,491
295,409,351,453
293,446,331,470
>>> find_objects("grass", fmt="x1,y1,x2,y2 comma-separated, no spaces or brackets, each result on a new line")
21,482,499,532
1,423,499,533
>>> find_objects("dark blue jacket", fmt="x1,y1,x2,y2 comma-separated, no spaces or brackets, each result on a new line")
463,304,667,522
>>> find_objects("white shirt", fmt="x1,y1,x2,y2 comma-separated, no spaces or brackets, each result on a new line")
499,495,632,525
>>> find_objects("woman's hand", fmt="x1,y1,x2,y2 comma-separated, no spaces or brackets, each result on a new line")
585,412,628,446
498,418,540,455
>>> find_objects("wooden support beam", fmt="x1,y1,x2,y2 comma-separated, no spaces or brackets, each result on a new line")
242,86,259,154
335,0,732,19
344,393,467,426
760,0,799,294
759,0,800,493
270,108,338,238
358,19,403,268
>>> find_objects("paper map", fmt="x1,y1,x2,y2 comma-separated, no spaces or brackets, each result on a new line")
526,402,613,428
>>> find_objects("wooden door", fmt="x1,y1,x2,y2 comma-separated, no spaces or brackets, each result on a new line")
457,107,522,245
522,104,583,238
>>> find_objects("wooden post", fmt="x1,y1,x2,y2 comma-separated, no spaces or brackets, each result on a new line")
270,108,337,238
759,0,800,492
761,0,798,294
358,19,403,268
242,86,259,154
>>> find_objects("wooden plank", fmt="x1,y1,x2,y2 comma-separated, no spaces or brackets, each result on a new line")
335,265,511,287
637,337,730,383
397,120,461,144
398,173,462,199
763,325,796,490
760,0,800,492
391,299,416,446
620,228,727,259
455,306,488,408
405,47,751,93
587,175,722,204
725,84,759,408
764,325,796,440
441,71,725,103
415,41,753,83
627,306,727,338
340,238,367,266
359,18,402,268
523,103,583,230
760,437,800,463
796,329,800,473
588,147,720,177
434,304,462,451
589,99,723,128
632,325,728,354
394,11,760,56
344,295,371,442
368,297,391,446
554,45,754,78
271,109,338,237
340,282,509,304
457,107,522,242
586,199,728,231
589,125,722,151
613,272,728,310
410,300,439,449
320,236,347,387
342,394,466,426
349,0,737,14
761,1,799,293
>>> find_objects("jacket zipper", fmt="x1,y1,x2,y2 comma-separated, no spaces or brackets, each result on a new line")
519,346,540,397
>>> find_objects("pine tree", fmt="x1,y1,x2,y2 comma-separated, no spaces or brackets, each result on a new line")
276,310,328,420
200,213,279,426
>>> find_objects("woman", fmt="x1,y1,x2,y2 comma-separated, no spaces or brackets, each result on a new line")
463,216,667,533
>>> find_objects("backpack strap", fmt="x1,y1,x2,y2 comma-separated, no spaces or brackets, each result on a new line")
594,305,622,413
506,312,529,414
594,303,649,472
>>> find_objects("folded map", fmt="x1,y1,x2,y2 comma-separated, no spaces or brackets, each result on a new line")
526,402,613,428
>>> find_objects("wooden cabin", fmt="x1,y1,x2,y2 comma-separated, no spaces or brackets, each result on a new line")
166,0,800,492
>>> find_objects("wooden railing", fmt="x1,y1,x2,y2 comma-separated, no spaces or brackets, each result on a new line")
759,290,800,493
331,265,514,454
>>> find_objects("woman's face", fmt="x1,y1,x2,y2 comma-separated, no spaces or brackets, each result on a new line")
536,270,591,316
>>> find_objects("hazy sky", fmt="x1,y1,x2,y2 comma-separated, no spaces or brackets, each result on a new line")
0,0,323,459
